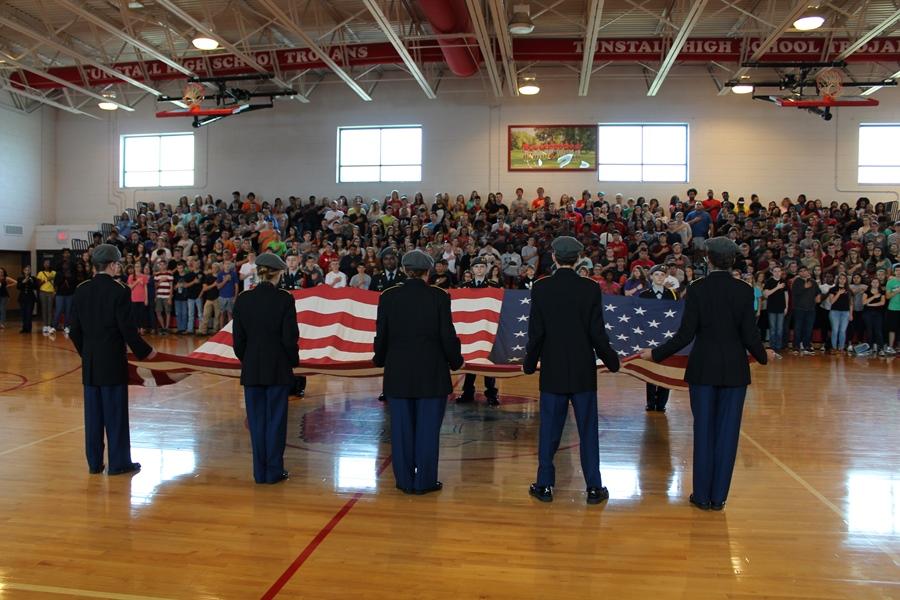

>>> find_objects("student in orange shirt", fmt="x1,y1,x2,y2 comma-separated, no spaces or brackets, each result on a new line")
530,187,546,211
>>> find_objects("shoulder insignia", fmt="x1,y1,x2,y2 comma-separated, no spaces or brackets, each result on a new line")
76,279,91,288
382,283,403,294
114,279,127,288
689,276,705,286
532,276,550,287
430,285,449,294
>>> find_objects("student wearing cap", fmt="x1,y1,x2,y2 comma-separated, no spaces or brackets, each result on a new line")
369,247,406,292
232,252,300,484
69,244,156,476
524,236,620,505
373,249,464,494
457,256,502,406
639,265,679,412
641,236,774,511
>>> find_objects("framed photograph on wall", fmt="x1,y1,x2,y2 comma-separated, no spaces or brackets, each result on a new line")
508,125,598,171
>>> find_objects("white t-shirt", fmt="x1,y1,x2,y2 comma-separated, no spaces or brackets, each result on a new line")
239,262,258,290
325,271,347,288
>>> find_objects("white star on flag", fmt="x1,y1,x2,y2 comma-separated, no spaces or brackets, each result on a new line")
509,357,521,362
634,307,646,315
664,309,677,318
616,333,629,341
514,331,526,338
647,339,659,347
632,345,642,352
648,320,660,328
617,350,629,356
605,323,613,330
517,315,528,322
512,345,524,351
632,327,644,335
618,315,631,323
663,330,675,338
520,297,530,304
605,304,616,312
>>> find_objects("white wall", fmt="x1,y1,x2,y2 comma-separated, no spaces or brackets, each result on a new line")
0,105,55,251
51,78,900,224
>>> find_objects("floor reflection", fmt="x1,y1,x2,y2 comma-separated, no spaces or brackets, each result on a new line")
336,455,378,491
847,470,899,534
129,447,197,506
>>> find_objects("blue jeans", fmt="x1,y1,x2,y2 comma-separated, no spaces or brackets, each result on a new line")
829,310,850,350
186,298,202,333
767,311,785,351
792,309,815,351
174,300,188,332
53,294,74,329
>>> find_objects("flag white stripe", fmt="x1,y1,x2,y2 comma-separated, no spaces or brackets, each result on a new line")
298,323,375,344
453,320,500,336
295,297,378,318
451,297,503,313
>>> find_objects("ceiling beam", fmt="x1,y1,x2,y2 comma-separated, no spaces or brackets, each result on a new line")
0,81,100,118
860,67,900,96
53,0,194,77
360,0,435,98
833,8,900,61
464,0,504,97
0,51,134,110
578,0,605,96
255,0,371,101
153,0,309,102
0,14,162,96
647,0,709,96
718,0,810,95
487,0,518,95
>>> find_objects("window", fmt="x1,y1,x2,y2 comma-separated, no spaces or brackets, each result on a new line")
597,124,688,182
338,126,422,183
858,124,900,184
120,133,194,188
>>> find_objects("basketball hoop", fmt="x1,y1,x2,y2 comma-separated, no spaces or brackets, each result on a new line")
181,82,205,112
816,69,844,101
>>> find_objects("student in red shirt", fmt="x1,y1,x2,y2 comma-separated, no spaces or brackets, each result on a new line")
607,231,628,260
530,187,546,211
702,189,722,222
630,247,655,271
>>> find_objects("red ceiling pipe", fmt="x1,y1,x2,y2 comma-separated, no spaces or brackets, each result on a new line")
417,0,480,77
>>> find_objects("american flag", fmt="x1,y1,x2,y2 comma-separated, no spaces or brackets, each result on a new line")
127,287,690,390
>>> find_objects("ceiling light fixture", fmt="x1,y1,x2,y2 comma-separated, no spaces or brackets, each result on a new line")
97,92,118,111
508,4,535,35
794,5,825,31
191,35,219,51
518,74,540,95
731,84,754,94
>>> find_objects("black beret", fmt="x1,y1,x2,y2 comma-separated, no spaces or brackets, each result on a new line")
551,236,584,260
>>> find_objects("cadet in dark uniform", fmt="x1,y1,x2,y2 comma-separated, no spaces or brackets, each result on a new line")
280,253,306,398
232,253,300,484
457,257,501,406
373,249,464,494
69,244,155,475
370,247,406,403
642,237,773,511
639,265,679,412
524,236,620,504
368,247,406,292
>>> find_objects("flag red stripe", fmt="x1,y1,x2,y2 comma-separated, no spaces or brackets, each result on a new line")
296,311,377,331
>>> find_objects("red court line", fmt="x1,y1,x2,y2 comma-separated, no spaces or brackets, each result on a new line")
0,372,28,394
260,455,393,600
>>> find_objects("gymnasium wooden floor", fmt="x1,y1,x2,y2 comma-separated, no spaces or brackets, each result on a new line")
0,326,897,600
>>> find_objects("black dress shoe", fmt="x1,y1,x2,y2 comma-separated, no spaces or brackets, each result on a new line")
486,395,500,407
108,462,141,476
455,394,474,404
710,501,726,511
689,494,711,510
655,406,667,413
529,483,553,502
89,464,105,475
268,471,289,484
414,481,443,495
395,483,415,495
645,404,654,411
586,486,609,505
378,393,386,403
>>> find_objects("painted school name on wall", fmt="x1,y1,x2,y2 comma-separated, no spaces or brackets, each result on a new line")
14,37,900,90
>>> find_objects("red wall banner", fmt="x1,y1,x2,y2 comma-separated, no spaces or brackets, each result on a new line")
11,37,900,90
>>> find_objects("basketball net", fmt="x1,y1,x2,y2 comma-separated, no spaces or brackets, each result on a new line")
816,69,844,101
182,82,205,113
